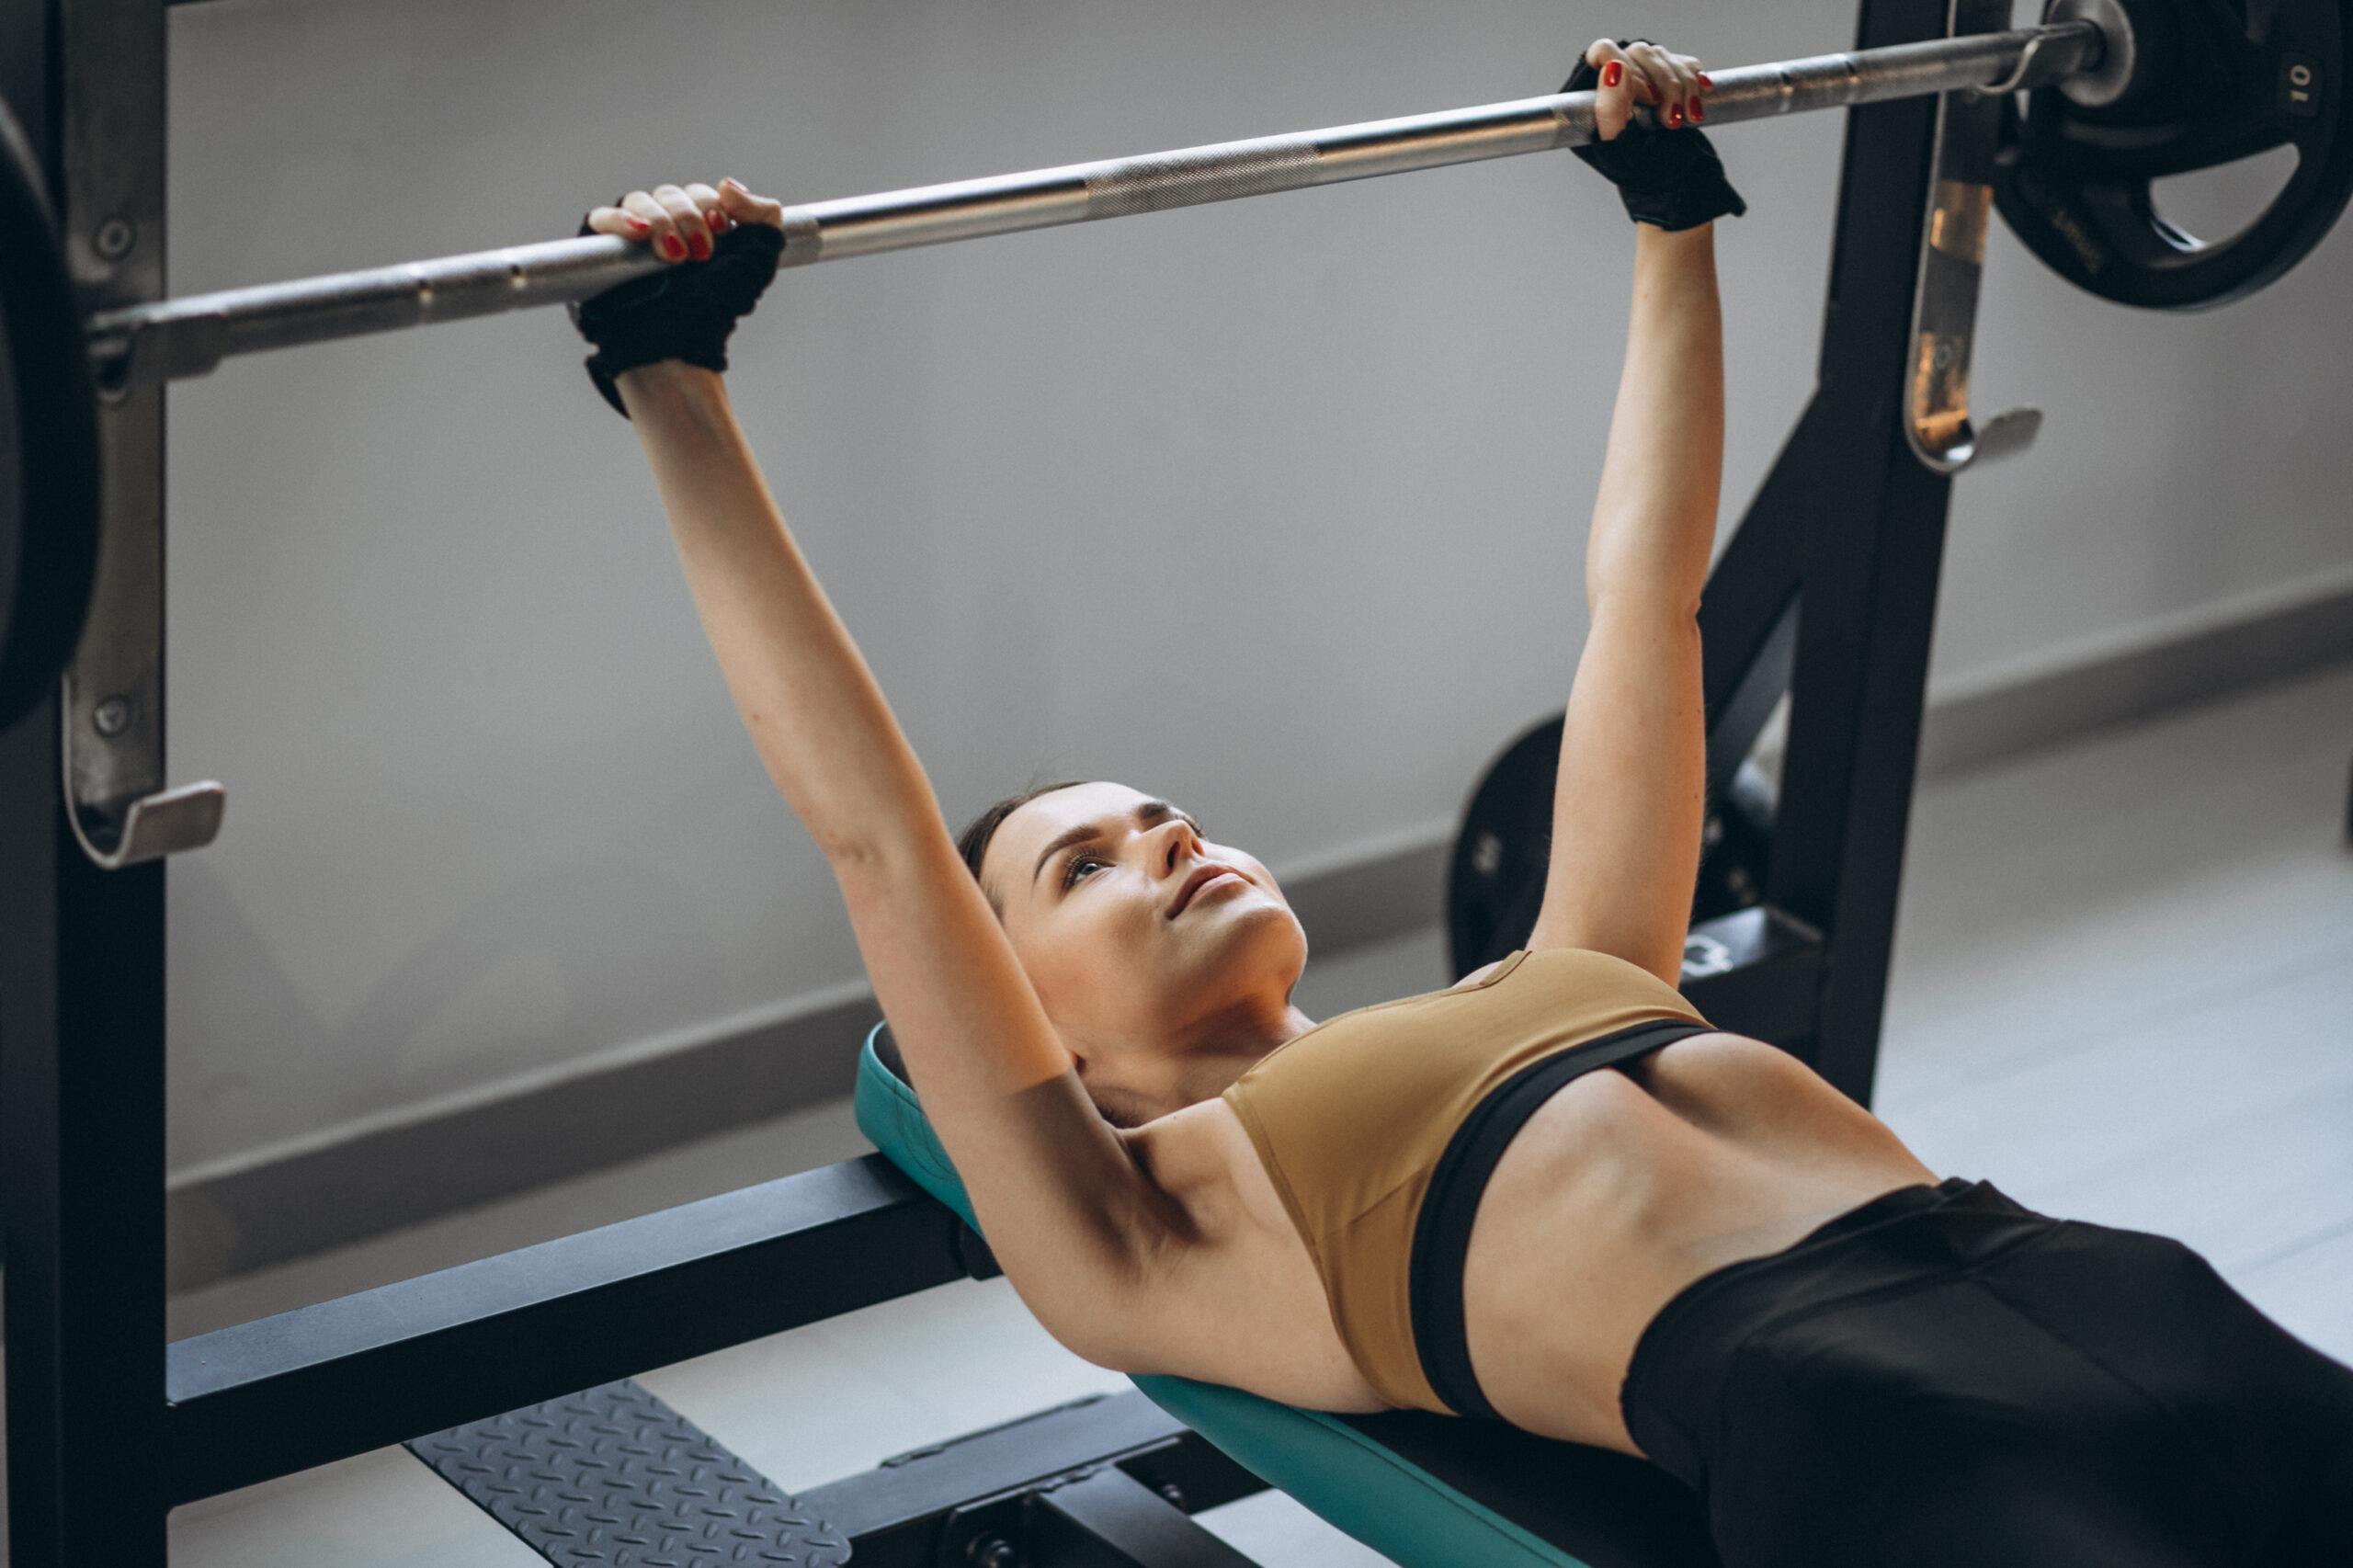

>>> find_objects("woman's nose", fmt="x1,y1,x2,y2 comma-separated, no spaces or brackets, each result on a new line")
1151,816,1199,872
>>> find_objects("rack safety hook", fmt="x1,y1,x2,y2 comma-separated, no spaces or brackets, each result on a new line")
66,771,223,869
63,662,222,869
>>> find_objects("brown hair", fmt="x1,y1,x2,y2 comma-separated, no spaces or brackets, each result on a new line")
956,780,1085,902
954,778,1152,1128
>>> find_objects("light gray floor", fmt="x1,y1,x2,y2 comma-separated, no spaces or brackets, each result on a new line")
154,661,2353,1565
1873,659,2353,1359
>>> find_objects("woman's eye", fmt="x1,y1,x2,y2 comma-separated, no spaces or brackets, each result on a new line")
1063,853,1107,890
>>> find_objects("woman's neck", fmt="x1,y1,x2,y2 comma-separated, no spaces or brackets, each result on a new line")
1099,998,1316,1119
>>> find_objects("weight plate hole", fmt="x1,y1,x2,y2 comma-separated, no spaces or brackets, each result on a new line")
2150,142,2302,247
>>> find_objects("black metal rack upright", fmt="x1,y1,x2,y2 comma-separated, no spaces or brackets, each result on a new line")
1,0,1965,1562
1697,0,1961,1105
4,0,170,1563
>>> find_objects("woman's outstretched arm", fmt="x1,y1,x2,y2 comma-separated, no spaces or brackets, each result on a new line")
1527,44,1724,982
597,184,1177,1366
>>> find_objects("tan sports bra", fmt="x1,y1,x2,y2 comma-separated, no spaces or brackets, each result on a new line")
1222,948,1709,1413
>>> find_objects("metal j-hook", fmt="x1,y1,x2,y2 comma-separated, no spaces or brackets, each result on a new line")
1907,0,2045,475
63,383,223,869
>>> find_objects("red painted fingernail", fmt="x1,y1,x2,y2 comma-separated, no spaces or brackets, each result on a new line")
1691,98,1705,121
625,216,651,234
1601,61,1623,88
1668,104,1684,128
688,232,711,260
1699,73,1713,89
659,234,685,260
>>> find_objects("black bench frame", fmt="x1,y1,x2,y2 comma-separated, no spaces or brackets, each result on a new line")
0,0,1961,1561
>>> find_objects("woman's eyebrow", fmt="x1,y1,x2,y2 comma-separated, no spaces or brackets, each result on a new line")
1032,823,1105,887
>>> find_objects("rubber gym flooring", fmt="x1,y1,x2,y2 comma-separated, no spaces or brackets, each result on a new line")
19,659,2351,1568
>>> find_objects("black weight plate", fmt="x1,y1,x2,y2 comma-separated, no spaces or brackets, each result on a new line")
1995,0,2353,308
0,97,99,732
1689,760,1775,925
1447,715,1562,980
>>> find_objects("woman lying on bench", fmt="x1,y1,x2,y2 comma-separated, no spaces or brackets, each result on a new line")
569,38,2350,1567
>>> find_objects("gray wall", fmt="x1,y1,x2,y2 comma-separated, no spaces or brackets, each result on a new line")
163,0,2353,1181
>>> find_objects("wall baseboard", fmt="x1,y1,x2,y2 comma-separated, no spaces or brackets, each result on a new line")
1917,569,2353,778
166,989,885,1290
165,832,1449,1291
168,574,2353,1291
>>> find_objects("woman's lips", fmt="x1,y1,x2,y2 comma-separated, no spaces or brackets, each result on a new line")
1167,867,1244,918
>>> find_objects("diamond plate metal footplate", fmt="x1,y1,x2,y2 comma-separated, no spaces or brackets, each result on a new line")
407,1379,851,1567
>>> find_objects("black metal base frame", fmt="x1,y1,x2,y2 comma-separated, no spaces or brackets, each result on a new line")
408,1379,854,1568
4,0,1968,1563
419,1377,1274,1568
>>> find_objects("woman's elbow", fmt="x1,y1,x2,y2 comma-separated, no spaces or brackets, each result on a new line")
1586,529,1714,619
1587,589,1704,645
811,808,953,886
1024,1280,1158,1373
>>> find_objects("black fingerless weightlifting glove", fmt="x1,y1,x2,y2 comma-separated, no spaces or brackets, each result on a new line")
1562,46,1746,232
569,217,786,417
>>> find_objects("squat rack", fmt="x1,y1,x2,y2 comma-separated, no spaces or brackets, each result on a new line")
0,0,2121,1562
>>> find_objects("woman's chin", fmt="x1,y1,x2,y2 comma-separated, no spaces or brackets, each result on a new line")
1166,899,1306,986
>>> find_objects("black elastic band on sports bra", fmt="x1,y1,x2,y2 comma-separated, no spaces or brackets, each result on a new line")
1408,1018,1714,1421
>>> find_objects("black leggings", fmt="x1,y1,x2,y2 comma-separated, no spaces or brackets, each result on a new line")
1620,1179,2353,1568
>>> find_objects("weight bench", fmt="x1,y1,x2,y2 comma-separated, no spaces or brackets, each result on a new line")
856,1024,1722,1568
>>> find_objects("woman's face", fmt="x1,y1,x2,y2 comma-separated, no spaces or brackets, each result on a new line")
980,782,1307,1091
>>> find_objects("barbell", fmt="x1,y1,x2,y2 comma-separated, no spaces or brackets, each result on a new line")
82,2,2348,388
5,0,2347,735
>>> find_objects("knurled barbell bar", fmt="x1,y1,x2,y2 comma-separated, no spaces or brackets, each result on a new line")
77,1,2349,392
85,14,2135,388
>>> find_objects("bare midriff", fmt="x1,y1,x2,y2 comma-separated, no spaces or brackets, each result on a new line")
1458,1031,1936,1450
1133,1029,1935,1450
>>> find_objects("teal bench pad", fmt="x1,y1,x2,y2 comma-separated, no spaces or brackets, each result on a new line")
855,1026,1719,1568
